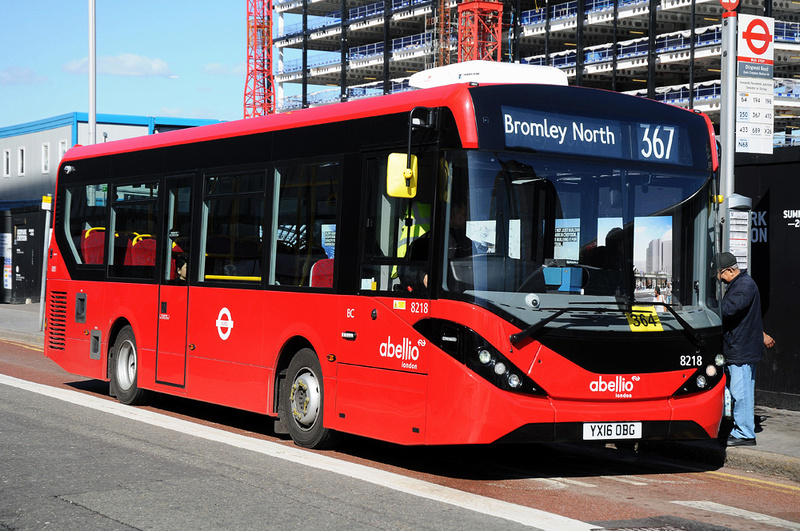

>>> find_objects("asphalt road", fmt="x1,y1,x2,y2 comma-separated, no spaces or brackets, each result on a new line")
2,338,800,530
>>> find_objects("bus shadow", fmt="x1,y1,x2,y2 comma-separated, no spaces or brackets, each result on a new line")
65,379,726,481
330,435,727,482
65,379,272,435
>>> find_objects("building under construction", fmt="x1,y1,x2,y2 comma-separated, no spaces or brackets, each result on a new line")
271,0,799,142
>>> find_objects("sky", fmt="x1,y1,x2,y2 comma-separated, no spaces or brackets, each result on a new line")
0,1,252,128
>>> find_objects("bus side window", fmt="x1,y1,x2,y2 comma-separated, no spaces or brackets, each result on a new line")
200,172,265,283
360,154,433,295
108,182,159,280
271,160,339,288
64,184,108,267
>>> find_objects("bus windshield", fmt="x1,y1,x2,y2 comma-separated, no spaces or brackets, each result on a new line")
440,150,720,331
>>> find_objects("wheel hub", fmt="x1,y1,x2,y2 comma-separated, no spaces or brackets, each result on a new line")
289,372,320,428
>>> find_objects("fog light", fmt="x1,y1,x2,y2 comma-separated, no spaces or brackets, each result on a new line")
715,354,725,366
494,362,507,375
508,373,522,388
696,375,707,388
705,365,717,377
478,349,492,365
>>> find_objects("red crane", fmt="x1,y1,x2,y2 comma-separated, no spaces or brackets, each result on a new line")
244,0,275,117
457,0,504,63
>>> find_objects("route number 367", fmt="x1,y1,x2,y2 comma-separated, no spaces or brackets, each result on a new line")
640,125,675,161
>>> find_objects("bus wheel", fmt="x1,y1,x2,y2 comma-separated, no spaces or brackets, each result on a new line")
110,325,147,405
282,348,337,449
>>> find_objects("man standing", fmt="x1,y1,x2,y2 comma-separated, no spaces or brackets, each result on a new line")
717,252,775,447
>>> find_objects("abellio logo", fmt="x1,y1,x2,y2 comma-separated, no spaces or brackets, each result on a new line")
379,336,423,370
589,375,640,398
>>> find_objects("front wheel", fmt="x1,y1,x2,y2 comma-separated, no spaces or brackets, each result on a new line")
110,325,147,405
281,348,337,449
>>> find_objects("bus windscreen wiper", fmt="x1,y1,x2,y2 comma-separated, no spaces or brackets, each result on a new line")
660,302,706,348
509,303,622,345
509,308,569,346
509,301,706,347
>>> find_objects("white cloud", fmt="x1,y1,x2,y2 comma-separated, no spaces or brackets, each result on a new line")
203,62,246,76
64,54,172,77
0,66,46,85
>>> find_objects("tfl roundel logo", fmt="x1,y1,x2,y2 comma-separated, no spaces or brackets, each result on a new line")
216,307,234,340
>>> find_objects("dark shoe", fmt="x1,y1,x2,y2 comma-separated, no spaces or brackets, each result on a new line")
727,436,757,447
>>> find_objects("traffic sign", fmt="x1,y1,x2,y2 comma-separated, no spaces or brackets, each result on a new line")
718,0,738,11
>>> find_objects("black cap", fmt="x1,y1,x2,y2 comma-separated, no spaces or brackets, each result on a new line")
717,252,738,270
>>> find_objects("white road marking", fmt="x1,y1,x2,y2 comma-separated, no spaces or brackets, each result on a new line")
552,477,598,488
602,475,650,485
672,500,800,530
1,374,594,531
525,478,571,490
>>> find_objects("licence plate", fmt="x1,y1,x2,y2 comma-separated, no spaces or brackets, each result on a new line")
582,422,642,440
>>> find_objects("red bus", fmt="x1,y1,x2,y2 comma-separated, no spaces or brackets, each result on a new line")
45,63,726,449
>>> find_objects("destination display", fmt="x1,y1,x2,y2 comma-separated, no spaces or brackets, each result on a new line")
501,106,691,166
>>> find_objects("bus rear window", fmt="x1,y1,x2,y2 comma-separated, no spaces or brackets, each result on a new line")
64,184,108,266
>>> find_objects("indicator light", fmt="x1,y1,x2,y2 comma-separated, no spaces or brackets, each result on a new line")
494,362,507,375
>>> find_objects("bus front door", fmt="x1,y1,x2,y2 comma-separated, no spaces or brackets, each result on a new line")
156,176,193,387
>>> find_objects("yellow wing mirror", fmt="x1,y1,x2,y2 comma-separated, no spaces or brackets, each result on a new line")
387,153,418,198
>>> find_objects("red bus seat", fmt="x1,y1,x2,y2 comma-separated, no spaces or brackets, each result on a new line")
131,235,156,266
310,258,334,288
81,228,106,264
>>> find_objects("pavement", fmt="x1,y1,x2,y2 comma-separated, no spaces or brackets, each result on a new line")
1,301,798,483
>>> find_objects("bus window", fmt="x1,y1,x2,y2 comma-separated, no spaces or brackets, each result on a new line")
271,160,339,288
163,177,192,284
199,172,265,283
361,153,434,295
108,182,158,280
64,184,108,267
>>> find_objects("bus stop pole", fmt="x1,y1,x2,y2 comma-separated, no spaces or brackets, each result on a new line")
719,8,737,252
38,196,52,332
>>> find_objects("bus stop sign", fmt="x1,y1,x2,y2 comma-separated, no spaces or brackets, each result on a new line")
741,17,773,58
719,0,738,11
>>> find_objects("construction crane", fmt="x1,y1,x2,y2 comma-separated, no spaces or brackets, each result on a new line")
248,0,502,115
457,0,504,63
244,0,275,117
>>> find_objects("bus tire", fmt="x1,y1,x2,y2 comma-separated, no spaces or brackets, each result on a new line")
281,348,337,449
110,325,147,405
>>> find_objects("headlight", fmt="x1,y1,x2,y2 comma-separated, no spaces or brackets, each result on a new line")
715,354,725,366
494,362,507,375
696,375,707,388
478,348,492,365
508,373,522,388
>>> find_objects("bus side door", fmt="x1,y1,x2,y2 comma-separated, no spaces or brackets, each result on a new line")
156,176,193,387
333,154,434,444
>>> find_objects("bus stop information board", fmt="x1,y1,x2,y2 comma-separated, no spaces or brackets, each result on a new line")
736,14,775,155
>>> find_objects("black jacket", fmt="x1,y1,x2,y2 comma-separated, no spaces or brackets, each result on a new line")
721,272,764,365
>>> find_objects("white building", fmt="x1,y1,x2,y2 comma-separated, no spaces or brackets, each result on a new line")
1,113,221,207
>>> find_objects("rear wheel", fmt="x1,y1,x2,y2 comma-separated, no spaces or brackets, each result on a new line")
281,348,337,449
110,325,147,405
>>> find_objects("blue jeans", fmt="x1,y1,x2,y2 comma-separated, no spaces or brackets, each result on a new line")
728,362,757,439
